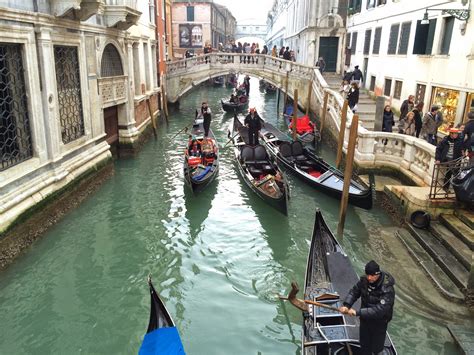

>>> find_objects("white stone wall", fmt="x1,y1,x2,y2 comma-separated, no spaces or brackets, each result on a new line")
347,0,474,129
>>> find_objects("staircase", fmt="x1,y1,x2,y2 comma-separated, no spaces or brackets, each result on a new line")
323,73,376,130
396,209,474,302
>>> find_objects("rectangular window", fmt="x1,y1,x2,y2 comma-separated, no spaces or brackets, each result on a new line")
398,22,411,54
149,0,155,24
367,0,376,9
370,76,376,91
186,6,194,22
415,83,426,104
54,45,84,144
349,0,362,14
364,29,372,55
440,17,454,55
0,43,32,171
346,33,351,49
372,27,382,54
377,0,386,5
387,23,400,54
351,32,358,54
413,20,437,55
384,78,392,96
143,43,150,90
394,80,403,99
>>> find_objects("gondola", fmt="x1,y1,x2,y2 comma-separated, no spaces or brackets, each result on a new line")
212,76,224,86
183,116,219,193
221,96,248,113
284,104,320,147
259,121,372,210
139,277,185,355
301,210,397,354
229,115,289,215
265,84,277,94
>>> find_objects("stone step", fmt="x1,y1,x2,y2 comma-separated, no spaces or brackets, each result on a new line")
447,325,474,355
356,105,376,114
455,209,474,230
396,229,465,302
407,224,469,290
429,221,471,270
439,214,474,250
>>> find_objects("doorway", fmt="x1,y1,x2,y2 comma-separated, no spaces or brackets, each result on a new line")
318,37,339,72
363,58,368,89
104,106,119,147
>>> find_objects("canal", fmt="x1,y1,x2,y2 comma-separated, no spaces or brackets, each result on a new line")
0,77,467,354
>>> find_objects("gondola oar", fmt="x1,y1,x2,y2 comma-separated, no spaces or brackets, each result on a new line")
170,123,191,141
222,129,240,148
277,282,344,313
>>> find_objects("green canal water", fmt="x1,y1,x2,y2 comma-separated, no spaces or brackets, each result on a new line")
0,77,467,354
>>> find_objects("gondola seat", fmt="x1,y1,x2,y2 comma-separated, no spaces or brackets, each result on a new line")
248,166,263,177
291,141,307,161
279,142,294,162
254,145,269,164
241,145,255,164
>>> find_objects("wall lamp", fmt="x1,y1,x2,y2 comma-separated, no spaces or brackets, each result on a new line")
420,1,470,25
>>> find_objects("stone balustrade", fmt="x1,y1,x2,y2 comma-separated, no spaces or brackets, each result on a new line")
98,75,127,108
166,54,436,186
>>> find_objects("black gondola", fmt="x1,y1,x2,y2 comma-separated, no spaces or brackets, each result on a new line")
183,117,219,193
259,121,372,210
213,76,224,86
301,210,397,354
139,278,185,355
229,115,289,215
284,105,320,147
221,96,249,113
265,84,277,94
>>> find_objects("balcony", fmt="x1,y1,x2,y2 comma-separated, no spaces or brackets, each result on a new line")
98,75,128,108
51,0,104,21
103,0,141,30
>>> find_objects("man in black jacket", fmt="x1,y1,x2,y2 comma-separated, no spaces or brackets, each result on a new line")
339,260,395,355
350,65,364,85
244,108,262,145
435,128,465,189
463,112,474,160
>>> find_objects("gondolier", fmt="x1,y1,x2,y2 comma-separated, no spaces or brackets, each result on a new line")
199,102,212,137
244,108,262,145
339,260,395,355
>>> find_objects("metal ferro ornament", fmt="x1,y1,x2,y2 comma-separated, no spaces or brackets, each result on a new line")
441,9,470,21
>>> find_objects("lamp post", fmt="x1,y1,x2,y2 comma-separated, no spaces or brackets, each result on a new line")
420,1,471,25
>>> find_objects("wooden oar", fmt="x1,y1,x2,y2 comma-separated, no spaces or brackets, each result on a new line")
170,123,191,141
222,129,240,148
278,282,343,313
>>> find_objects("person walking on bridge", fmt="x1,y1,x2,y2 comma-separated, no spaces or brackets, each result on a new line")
339,260,395,355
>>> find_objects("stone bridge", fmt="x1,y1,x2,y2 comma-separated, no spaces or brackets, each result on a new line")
165,53,436,189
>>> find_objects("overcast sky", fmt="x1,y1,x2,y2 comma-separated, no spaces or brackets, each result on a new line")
214,0,273,24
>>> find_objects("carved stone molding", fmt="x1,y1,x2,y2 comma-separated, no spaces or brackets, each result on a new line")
51,0,104,21
103,3,141,30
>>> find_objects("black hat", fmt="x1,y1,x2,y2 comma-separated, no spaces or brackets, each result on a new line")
354,65,359,69
365,260,381,275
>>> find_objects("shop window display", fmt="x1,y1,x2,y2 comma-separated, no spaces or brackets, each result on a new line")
431,87,459,133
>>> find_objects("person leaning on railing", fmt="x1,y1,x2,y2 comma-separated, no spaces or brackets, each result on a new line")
463,112,474,161
435,128,465,190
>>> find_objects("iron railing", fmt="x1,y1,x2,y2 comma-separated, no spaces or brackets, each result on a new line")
0,43,32,171
429,157,470,199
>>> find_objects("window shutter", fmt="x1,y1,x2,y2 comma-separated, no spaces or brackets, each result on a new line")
440,17,454,55
364,29,372,55
426,19,437,55
387,23,400,54
413,21,429,54
373,27,381,54
346,32,351,48
351,32,358,54
398,22,411,54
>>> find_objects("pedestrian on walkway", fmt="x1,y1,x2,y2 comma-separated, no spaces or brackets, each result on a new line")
283,47,291,60
399,95,414,121
347,82,359,113
316,56,326,73
382,105,395,132
412,102,424,138
400,111,417,136
422,105,440,145
462,112,474,161
271,45,277,57
350,65,364,86
339,260,395,355
435,128,465,190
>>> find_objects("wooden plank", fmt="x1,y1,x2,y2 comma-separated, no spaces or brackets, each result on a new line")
335,99,349,169
292,89,298,140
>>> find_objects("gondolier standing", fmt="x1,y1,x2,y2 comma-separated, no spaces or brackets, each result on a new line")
339,260,395,355
244,108,262,146
199,102,212,137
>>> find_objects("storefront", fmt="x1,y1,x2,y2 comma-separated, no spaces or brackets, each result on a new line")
464,92,474,122
431,86,460,133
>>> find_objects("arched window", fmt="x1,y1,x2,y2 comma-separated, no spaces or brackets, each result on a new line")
101,44,123,77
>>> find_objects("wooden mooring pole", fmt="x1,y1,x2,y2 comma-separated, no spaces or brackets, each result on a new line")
337,115,359,237
306,79,312,116
282,71,289,117
319,91,329,136
335,99,349,169
277,88,281,118
146,98,157,138
292,89,298,140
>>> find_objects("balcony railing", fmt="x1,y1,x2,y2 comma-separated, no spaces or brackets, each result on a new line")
98,75,127,108
103,0,141,30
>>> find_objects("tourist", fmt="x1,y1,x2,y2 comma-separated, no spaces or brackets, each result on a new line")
316,56,326,74
382,105,395,132
421,105,439,145
347,82,359,113
463,112,474,161
350,65,364,86
435,128,465,190
244,108,262,146
261,45,268,55
399,95,415,122
283,47,291,60
229,94,238,104
339,79,350,97
412,102,424,138
243,75,250,97
401,111,417,136
271,45,278,57
188,135,201,156
339,260,395,355
278,46,285,58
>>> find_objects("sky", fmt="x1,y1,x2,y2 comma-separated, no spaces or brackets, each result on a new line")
214,0,274,24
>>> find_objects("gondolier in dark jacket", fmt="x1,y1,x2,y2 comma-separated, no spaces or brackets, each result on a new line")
244,108,262,145
339,260,395,355
199,102,212,137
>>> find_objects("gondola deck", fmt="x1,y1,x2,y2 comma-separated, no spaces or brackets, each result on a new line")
260,121,372,210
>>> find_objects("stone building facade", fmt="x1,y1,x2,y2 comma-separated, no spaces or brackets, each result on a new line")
347,0,474,132
266,0,346,72
0,0,160,232
171,0,236,58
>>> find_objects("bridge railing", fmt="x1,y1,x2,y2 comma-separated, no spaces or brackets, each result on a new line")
165,54,436,186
